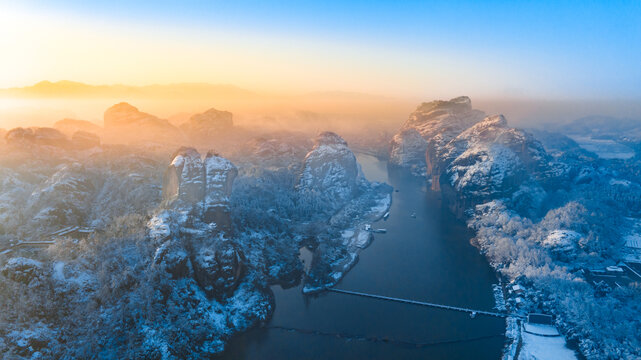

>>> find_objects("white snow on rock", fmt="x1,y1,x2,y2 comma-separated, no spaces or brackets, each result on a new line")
543,230,582,252
389,96,485,170
298,132,361,211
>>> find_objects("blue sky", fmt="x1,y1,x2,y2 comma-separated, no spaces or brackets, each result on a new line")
2,0,641,99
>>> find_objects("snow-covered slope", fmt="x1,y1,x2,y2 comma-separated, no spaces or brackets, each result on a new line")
429,115,549,216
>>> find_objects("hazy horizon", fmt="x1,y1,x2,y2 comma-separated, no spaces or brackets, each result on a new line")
1,80,640,132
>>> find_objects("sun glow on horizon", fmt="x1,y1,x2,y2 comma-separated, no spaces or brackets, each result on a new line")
2,1,640,100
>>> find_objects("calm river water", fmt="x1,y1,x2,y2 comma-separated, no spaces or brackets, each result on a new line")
222,153,505,359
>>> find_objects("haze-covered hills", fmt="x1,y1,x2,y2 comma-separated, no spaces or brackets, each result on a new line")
1,97,640,359
0,81,255,99
0,105,391,358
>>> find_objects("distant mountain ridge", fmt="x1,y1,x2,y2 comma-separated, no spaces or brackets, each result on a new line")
0,80,256,99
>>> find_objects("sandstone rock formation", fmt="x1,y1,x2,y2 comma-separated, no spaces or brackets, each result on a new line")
389,96,485,171
192,239,244,298
389,128,427,169
162,147,237,231
180,108,233,142
203,152,238,226
298,132,362,212
429,115,549,216
103,102,180,143
155,147,242,299
162,147,206,209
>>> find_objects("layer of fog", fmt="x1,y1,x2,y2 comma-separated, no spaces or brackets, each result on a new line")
2,95,641,137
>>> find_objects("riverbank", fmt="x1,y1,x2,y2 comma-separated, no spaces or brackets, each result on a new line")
221,154,505,359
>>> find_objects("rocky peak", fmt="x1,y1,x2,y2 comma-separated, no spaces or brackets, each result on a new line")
203,152,238,226
103,102,178,143
189,108,233,129
154,147,242,299
162,147,237,231
298,132,361,212
413,95,472,115
180,108,234,142
405,96,483,131
429,114,549,216
163,147,206,208
103,102,154,127
390,96,485,170
313,131,348,147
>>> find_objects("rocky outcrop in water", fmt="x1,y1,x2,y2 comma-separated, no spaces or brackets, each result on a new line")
389,96,485,172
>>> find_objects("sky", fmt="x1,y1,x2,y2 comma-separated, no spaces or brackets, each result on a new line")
1,0,640,100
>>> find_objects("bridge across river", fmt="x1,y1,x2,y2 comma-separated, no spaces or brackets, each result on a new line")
327,288,524,319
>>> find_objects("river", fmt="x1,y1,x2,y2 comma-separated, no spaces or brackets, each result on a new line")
222,153,505,359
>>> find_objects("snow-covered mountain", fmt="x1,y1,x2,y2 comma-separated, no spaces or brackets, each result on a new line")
298,131,365,212
430,114,549,216
389,96,485,174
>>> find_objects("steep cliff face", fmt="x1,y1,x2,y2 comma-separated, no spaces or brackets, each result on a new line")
298,132,362,212
161,147,238,231
162,147,206,210
155,147,242,299
389,128,427,170
389,96,485,171
203,152,238,229
430,115,549,216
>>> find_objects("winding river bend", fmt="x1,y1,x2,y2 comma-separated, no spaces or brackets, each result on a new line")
222,154,505,359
